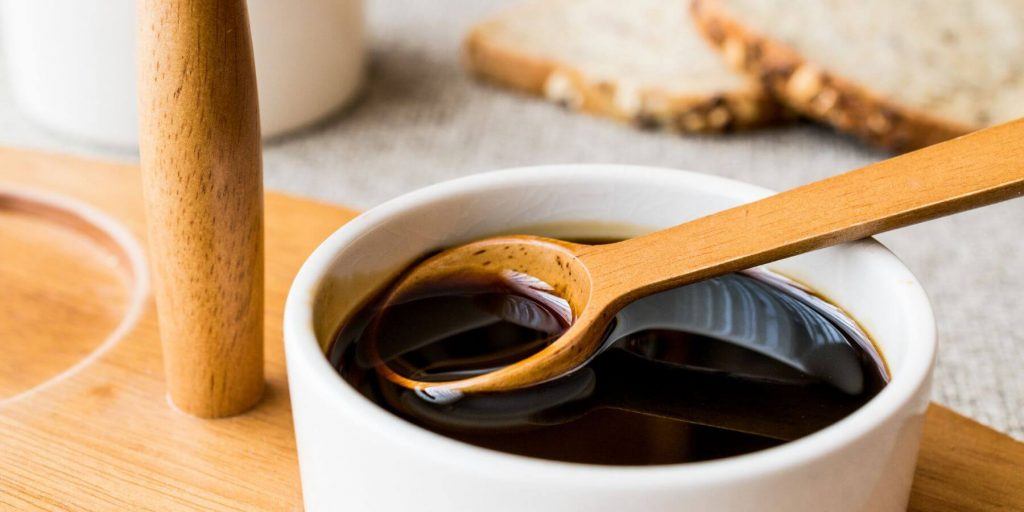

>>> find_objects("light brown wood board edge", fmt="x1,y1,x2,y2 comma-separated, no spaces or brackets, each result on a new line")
0,147,1020,510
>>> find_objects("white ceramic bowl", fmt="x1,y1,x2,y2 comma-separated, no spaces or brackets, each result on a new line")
0,0,363,146
285,165,935,512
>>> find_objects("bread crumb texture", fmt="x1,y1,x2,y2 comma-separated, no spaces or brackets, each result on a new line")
693,0,1024,150
465,0,782,133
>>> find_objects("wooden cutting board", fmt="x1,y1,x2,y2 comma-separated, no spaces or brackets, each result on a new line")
0,147,1020,511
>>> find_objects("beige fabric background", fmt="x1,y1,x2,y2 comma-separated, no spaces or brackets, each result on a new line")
0,0,1020,439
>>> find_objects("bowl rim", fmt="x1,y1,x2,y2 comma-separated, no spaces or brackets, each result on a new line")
284,164,936,488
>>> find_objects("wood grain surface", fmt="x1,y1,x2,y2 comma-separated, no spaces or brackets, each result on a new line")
0,147,1021,510
137,0,265,418
0,193,134,400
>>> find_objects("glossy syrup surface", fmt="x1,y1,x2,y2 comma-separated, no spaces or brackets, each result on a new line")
328,243,888,466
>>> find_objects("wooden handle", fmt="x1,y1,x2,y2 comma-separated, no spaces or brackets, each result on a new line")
584,119,1024,306
138,0,264,417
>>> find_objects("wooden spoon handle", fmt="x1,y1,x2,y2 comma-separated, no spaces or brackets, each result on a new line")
138,0,264,417
583,119,1024,306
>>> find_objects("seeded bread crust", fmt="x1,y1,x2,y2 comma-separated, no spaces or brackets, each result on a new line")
691,0,970,151
463,4,783,133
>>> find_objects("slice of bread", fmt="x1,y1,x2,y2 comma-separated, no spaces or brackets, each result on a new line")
692,0,1024,151
464,0,782,133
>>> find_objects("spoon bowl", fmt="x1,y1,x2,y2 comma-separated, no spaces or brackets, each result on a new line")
369,235,605,400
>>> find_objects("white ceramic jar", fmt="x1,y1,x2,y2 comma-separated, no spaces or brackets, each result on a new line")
0,0,363,146
285,165,936,512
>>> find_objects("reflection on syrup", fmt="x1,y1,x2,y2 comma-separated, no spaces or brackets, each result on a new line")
329,247,887,465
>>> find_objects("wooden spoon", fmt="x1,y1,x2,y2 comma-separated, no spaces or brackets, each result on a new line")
376,119,1024,401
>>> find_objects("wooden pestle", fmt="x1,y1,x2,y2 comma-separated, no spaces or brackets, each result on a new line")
137,0,264,417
